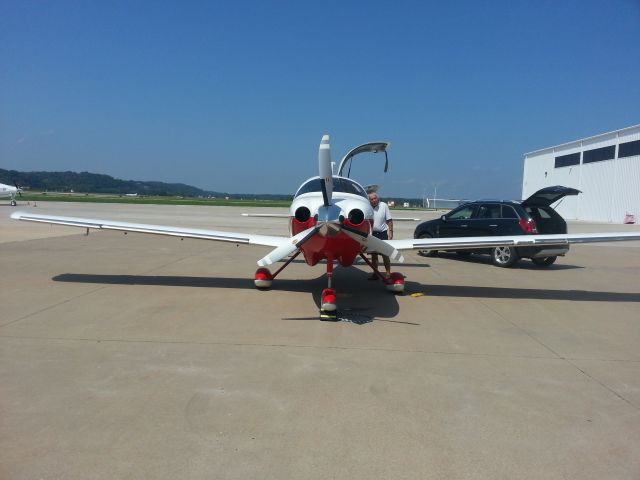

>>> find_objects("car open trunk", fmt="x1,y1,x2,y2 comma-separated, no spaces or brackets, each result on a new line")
524,205,568,234
521,185,581,207
521,186,580,234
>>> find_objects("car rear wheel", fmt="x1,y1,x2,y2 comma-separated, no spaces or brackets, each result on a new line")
417,233,437,257
491,246,519,267
531,256,557,267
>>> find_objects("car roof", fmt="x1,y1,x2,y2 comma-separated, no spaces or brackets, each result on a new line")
467,199,520,205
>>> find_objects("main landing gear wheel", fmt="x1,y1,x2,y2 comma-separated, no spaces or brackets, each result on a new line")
385,272,405,293
254,268,273,288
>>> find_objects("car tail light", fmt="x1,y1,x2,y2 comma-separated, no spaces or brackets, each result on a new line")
518,218,538,234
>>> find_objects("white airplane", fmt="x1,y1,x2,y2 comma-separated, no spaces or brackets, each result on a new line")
10,135,640,319
1,182,23,206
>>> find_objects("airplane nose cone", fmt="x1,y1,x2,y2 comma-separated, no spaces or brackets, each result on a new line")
316,205,342,237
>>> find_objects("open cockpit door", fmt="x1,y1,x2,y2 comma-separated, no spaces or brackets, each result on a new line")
337,142,390,178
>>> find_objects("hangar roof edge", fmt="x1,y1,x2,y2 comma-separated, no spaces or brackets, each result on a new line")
524,124,640,158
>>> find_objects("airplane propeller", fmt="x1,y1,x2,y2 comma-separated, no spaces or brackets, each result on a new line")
342,228,404,262
319,134,333,207
257,225,319,266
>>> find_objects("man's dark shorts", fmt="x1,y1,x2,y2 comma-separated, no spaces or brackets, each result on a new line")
372,230,389,240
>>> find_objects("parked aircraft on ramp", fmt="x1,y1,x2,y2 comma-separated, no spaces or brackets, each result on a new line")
1,182,23,206
11,136,640,319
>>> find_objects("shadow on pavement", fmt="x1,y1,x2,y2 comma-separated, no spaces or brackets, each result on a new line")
432,252,584,270
403,281,640,302
52,269,407,321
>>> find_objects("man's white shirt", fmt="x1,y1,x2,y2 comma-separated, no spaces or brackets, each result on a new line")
372,202,391,232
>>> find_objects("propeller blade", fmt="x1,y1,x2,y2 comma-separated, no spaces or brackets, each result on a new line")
366,234,403,262
319,135,333,206
257,225,318,266
342,229,404,263
340,223,368,239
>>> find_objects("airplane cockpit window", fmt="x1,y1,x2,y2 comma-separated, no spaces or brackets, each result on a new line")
294,177,368,198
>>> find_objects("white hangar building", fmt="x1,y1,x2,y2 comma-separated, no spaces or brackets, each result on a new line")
522,124,640,223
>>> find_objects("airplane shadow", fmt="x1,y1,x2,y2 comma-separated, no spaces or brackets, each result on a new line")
52,265,640,329
52,270,407,323
403,281,640,303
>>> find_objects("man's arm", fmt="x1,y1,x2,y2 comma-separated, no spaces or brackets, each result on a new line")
386,219,394,239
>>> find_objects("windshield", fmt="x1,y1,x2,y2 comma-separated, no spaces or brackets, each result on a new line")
294,177,368,198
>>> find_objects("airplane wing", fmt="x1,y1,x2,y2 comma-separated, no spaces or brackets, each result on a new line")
241,213,289,218
387,232,640,252
10,211,286,247
241,213,421,221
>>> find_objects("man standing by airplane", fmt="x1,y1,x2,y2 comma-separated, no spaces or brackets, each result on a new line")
368,190,394,280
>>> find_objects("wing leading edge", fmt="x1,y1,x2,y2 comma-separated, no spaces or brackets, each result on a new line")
241,213,421,221
387,232,640,252
10,211,286,247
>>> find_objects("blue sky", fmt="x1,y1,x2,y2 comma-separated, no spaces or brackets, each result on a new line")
2,0,639,200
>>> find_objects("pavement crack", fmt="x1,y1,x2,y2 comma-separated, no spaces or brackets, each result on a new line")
476,298,639,411
0,251,206,329
0,284,112,328
564,358,639,410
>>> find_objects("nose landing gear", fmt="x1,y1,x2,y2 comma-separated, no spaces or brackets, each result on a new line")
319,254,339,321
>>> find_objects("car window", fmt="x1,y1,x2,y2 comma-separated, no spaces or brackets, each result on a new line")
501,205,519,219
476,204,501,219
525,206,551,219
447,205,475,220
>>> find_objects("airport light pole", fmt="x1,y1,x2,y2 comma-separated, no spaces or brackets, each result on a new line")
431,180,443,210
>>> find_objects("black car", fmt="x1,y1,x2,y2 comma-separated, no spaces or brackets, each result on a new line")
413,186,581,267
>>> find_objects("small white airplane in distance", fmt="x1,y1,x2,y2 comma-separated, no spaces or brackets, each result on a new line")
11,135,640,319
1,182,23,206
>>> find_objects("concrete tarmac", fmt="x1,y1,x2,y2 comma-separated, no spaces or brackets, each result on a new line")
1,202,639,479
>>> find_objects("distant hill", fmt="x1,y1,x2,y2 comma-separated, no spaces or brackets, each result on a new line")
0,168,292,200
0,168,432,206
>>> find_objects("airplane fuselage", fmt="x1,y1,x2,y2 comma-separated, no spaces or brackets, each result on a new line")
289,175,373,267
0,183,21,206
